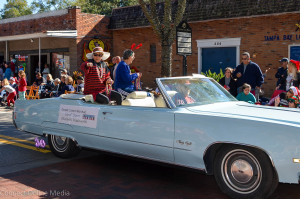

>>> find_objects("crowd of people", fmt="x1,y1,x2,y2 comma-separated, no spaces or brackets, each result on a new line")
218,52,300,109
0,59,85,109
1,48,300,109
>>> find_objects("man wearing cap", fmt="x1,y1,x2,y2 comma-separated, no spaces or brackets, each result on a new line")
81,47,122,105
275,58,289,90
233,52,264,95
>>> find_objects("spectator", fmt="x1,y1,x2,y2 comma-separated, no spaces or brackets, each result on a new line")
219,67,237,97
114,49,142,97
61,76,74,95
81,47,122,105
276,95,299,108
9,56,16,77
9,77,17,89
275,58,289,90
0,65,3,81
0,78,16,108
236,83,256,104
42,64,50,79
50,78,61,97
278,60,300,91
111,56,121,80
60,69,68,77
33,72,46,87
4,62,11,80
75,76,84,93
57,75,66,96
41,74,55,98
17,70,27,100
233,52,264,95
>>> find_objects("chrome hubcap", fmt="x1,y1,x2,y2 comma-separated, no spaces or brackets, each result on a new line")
221,149,262,194
51,135,68,152
231,159,253,183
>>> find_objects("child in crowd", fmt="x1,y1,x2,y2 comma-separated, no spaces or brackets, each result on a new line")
75,76,84,93
60,76,74,95
50,78,61,97
236,83,256,104
0,78,16,108
17,71,27,100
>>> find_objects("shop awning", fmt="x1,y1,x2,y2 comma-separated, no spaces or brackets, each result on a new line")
0,30,77,42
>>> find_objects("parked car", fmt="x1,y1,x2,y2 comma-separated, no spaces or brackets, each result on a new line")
13,74,300,199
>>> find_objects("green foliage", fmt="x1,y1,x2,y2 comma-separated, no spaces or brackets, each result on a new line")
31,0,76,13
74,0,139,16
1,0,32,19
201,69,224,82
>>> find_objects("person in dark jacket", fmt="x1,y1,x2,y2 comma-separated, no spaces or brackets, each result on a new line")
232,52,264,94
275,58,289,90
219,67,237,97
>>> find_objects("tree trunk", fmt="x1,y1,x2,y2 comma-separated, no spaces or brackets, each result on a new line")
161,43,172,77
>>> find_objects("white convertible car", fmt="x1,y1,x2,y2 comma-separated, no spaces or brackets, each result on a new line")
13,74,300,199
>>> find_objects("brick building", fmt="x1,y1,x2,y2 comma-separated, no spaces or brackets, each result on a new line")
1,1,300,97
0,7,111,84
109,0,300,96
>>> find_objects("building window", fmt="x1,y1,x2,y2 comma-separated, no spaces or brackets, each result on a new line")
150,44,156,63
289,45,300,61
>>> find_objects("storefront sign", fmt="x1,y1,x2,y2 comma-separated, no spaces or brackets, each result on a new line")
263,34,300,41
15,55,28,61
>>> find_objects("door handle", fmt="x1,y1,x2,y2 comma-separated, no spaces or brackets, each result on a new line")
102,112,112,115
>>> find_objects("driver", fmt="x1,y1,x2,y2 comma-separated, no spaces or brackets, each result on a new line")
172,80,195,105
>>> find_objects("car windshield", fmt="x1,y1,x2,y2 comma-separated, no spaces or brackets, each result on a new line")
160,77,237,107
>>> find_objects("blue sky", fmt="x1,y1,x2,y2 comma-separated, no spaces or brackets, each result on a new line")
0,0,34,11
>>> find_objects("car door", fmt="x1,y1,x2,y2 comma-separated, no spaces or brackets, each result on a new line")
98,105,175,163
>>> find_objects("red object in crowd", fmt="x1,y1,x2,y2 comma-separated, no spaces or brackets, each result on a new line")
290,59,300,71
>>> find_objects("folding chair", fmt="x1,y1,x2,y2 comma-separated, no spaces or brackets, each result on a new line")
25,86,32,100
28,86,40,100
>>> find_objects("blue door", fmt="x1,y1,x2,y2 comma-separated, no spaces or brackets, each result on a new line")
202,47,236,73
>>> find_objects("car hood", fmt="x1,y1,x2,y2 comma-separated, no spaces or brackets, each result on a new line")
185,101,300,126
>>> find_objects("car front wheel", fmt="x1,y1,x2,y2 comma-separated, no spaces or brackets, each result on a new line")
214,146,278,199
48,135,81,158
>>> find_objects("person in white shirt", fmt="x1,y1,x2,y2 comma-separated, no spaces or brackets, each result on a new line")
0,78,16,108
42,64,50,79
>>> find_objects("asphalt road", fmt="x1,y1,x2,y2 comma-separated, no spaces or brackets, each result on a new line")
0,106,300,199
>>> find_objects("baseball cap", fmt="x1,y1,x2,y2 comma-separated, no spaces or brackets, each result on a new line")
279,58,289,62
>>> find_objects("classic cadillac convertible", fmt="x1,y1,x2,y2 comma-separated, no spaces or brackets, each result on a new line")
13,75,300,199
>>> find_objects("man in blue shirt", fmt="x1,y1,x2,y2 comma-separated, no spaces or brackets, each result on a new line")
233,52,264,94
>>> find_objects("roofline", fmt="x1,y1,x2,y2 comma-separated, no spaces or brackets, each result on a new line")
0,9,69,25
110,10,300,30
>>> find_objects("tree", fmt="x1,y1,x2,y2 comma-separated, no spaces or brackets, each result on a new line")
31,0,76,13
74,0,139,16
138,0,186,77
1,0,32,19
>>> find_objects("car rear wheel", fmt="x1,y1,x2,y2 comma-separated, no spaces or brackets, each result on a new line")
213,146,277,199
48,135,81,158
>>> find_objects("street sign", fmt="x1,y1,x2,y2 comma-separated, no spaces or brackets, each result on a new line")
176,21,192,75
176,21,192,56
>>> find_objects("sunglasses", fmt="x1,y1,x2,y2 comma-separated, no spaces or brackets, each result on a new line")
94,53,103,57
